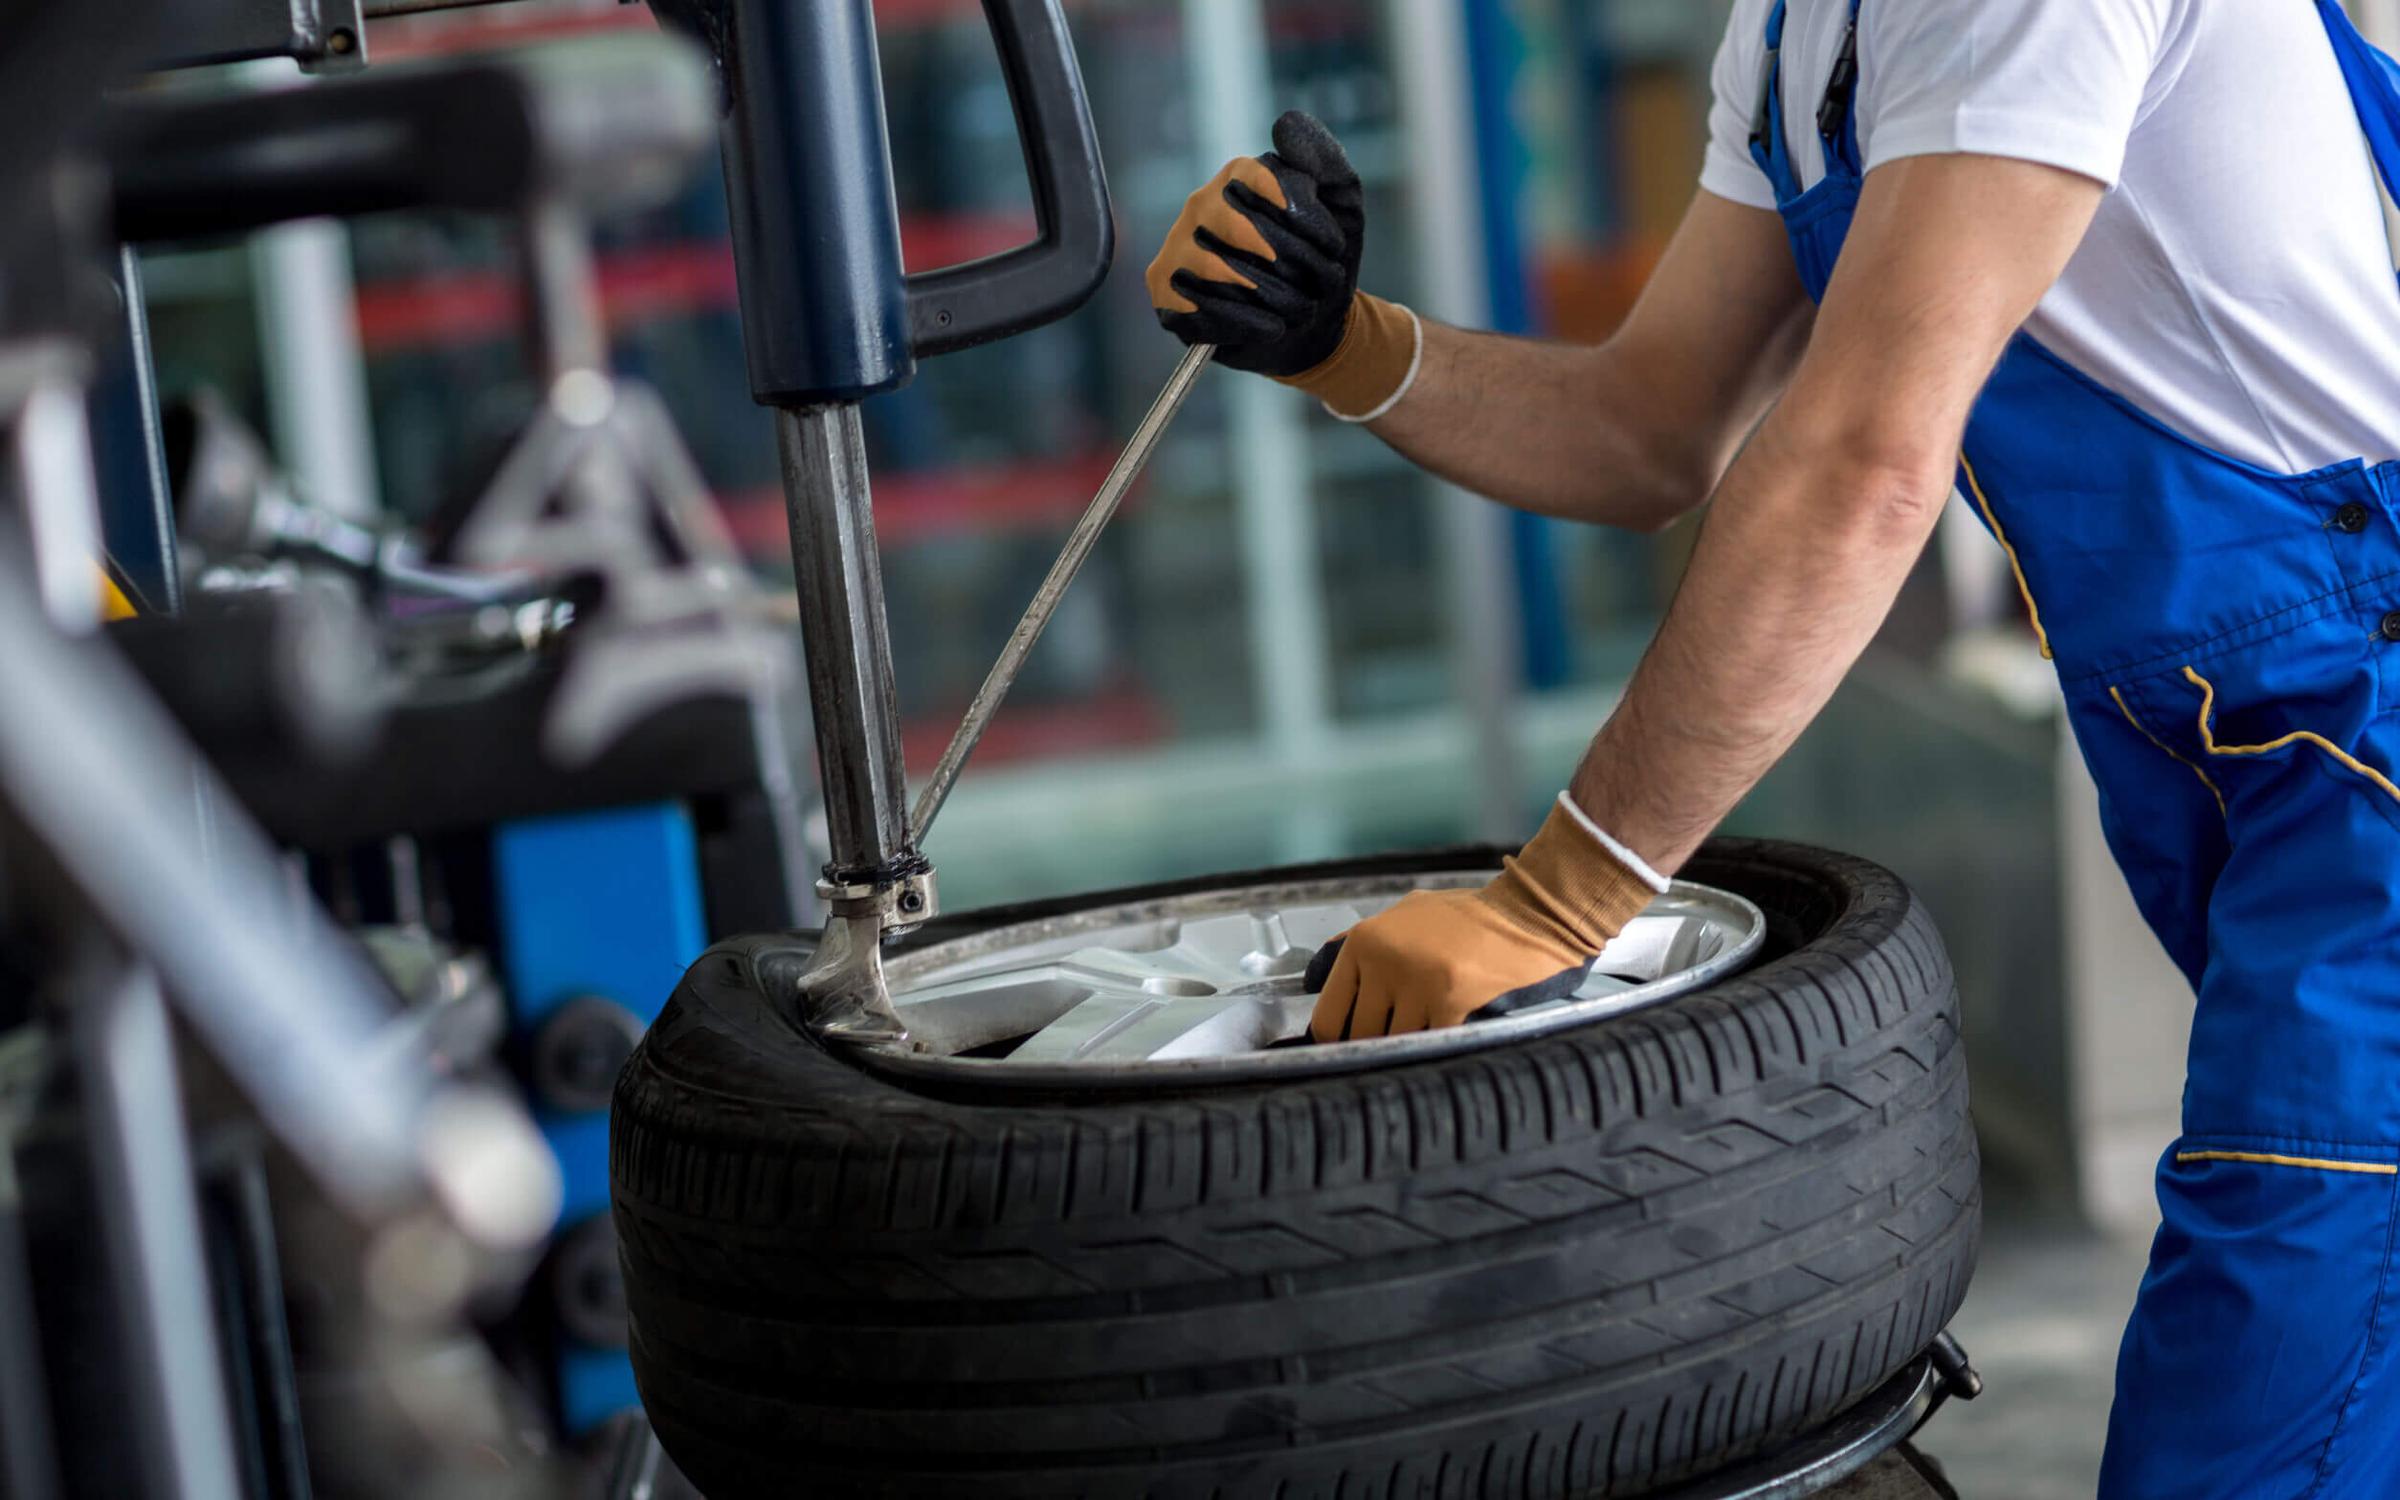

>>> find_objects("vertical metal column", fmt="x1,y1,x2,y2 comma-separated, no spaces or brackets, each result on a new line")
777,404,914,882
1389,0,1526,842
252,219,382,523
1181,0,1335,777
521,199,610,389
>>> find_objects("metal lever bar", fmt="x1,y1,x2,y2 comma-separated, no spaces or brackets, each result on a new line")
909,343,1213,844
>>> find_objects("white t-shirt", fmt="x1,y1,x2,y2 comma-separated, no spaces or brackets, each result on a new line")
1699,0,2400,473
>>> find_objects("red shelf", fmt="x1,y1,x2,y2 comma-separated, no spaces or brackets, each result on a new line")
367,5,658,63
352,240,723,353
353,218,1034,355
899,213,1041,271
721,447,1121,551
870,0,1094,28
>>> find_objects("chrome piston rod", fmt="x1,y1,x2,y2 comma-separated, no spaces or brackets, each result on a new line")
909,343,1213,844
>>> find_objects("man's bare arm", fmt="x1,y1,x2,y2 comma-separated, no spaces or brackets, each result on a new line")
1368,192,1815,532
1570,155,2104,868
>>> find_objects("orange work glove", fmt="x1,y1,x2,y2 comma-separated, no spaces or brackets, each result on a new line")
1145,110,1422,422
1306,796,1666,1042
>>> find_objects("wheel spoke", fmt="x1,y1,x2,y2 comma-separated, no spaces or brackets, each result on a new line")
1011,989,1297,1063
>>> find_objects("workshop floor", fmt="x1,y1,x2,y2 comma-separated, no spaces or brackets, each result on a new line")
1917,1197,2157,1497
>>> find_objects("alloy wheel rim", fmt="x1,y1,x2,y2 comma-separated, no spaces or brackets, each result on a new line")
854,869,1766,1088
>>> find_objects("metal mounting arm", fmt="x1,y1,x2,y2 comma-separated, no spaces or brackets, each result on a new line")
669,0,1115,1044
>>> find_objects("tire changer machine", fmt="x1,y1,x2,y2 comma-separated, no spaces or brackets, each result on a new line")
0,0,1974,1495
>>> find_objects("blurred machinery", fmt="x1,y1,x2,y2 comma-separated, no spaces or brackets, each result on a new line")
108,18,823,1455
0,12,588,1498
2,5,779,1496
0,0,1118,1492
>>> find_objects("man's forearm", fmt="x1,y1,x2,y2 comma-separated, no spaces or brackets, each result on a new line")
1355,192,1811,533
1568,417,1952,872
1366,323,1707,531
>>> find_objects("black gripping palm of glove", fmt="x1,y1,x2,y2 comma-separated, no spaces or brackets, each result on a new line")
1159,111,1365,378
1300,936,1595,1035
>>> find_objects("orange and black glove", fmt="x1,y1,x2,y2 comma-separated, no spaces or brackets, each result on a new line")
1305,796,1666,1042
1146,110,1421,421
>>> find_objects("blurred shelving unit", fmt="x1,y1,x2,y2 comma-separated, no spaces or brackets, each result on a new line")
139,0,1748,911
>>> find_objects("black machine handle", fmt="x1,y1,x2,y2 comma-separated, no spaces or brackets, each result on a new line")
904,0,1114,359
693,0,1113,405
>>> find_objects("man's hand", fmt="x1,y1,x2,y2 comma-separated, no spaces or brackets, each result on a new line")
1145,112,1418,419
1307,797,1660,1042
1147,116,1819,529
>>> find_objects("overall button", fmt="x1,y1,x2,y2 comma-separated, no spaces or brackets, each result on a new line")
2335,501,2371,533
2380,611,2400,643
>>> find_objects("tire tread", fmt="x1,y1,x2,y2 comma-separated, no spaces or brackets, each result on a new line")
613,840,1978,1499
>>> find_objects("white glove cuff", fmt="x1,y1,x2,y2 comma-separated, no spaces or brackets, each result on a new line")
1553,792,1670,895
1324,303,1423,425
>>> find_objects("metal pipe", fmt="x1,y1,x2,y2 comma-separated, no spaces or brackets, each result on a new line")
911,343,1214,843
1390,0,1525,842
252,217,383,522
1182,0,1337,813
776,404,914,881
521,199,608,388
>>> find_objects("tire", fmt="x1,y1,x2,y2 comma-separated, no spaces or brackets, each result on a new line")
611,839,1978,1499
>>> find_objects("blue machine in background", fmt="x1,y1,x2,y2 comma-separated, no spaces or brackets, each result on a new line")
494,804,711,1432
1463,0,1574,692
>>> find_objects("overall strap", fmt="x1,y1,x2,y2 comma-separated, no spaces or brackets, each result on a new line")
1818,0,1866,179
1748,0,1867,204
1748,1,1805,203
2315,0,2400,225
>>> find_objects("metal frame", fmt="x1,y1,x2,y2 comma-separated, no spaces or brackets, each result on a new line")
1181,0,1338,850
1389,0,1527,843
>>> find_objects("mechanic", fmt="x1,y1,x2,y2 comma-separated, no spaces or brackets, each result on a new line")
1147,1,2400,1494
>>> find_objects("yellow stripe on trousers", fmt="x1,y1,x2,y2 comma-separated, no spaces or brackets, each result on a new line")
2175,1150,2398,1176
2182,665,2400,808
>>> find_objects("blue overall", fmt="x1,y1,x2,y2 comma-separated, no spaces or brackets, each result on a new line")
1754,3,2400,1494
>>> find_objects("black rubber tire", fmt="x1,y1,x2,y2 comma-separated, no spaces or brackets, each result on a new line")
611,839,1978,1499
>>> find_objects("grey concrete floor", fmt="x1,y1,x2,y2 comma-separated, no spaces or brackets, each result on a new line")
1915,1202,2157,1499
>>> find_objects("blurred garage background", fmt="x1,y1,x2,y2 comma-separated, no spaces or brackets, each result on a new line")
129,1,2365,1491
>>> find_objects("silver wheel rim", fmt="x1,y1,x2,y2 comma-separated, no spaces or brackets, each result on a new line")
856,869,1766,1088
